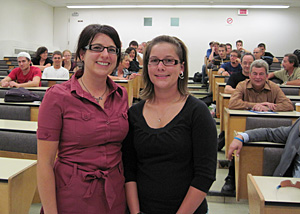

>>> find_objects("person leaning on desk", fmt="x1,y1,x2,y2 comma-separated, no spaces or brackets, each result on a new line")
227,118,300,178
228,59,294,112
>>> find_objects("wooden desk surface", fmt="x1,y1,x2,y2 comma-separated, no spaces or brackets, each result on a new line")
223,108,299,156
0,157,36,180
253,175,300,203
0,119,37,132
0,86,49,91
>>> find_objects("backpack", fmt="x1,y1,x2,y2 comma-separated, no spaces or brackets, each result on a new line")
4,87,41,102
193,72,202,82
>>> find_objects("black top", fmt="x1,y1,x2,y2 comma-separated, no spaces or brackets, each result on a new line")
226,71,248,88
128,60,140,73
264,51,274,58
122,96,217,214
31,57,53,66
207,55,230,69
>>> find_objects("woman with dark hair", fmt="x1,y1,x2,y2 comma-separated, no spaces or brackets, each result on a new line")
31,46,53,71
125,47,140,73
122,35,217,214
37,24,128,214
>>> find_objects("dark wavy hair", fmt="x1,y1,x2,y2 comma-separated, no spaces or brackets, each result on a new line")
35,46,48,61
75,24,121,72
125,47,137,61
140,35,189,100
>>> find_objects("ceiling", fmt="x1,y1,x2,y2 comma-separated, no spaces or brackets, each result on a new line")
39,0,300,8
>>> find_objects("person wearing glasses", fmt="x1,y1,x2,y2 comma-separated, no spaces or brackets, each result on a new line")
62,49,79,72
218,50,242,76
125,47,140,73
122,35,217,214
37,24,128,214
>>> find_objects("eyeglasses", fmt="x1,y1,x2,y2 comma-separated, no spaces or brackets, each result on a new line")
230,55,238,58
277,180,300,189
148,58,180,66
85,44,119,55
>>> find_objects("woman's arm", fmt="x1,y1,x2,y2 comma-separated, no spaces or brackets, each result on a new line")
177,186,206,214
125,182,140,214
37,139,59,214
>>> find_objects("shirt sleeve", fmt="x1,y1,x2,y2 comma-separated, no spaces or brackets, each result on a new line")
272,84,294,111
122,105,139,182
7,68,17,81
37,86,64,141
190,99,217,193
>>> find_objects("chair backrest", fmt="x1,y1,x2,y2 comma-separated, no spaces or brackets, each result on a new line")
245,117,292,130
0,105,31,121
41,80,48,87
0,131,37,154
263,147,284,176
0,89,6,98
280,87,300,95
0,70,8,76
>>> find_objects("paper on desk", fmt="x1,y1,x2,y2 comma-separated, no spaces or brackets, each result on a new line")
249,110,278,114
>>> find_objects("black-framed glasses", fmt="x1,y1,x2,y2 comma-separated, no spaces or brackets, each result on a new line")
148,58,180,66
85,44,119,55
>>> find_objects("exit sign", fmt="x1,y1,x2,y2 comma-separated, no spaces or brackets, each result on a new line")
238,9,248,16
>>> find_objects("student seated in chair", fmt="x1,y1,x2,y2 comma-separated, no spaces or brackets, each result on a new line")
221,59,294,195
42,50,69,80
0,52,42,87
218,50,242,76
268,53,300,86
227,119,300,178
224,53,254,94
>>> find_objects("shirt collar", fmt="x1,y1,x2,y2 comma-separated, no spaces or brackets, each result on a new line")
246,79,271,91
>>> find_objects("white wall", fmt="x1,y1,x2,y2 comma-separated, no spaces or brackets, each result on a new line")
53,7,300,76
0,0,54,58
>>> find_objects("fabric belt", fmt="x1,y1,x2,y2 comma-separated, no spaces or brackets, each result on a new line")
58,158,119,209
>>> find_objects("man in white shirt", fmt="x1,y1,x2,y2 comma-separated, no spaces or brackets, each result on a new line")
42,51,69,79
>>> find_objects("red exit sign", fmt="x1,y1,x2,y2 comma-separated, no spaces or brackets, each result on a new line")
238,9,248,15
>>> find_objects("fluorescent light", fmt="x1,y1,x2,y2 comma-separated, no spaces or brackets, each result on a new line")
67,5,289,9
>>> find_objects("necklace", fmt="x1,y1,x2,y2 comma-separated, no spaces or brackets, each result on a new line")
81,78,108,102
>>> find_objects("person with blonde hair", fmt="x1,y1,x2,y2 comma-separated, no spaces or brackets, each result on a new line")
123,35,217,214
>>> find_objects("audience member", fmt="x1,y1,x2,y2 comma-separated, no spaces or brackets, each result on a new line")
268,53,300,85
253,47,273,67
222,59,293,194
228,59,293,111
208,42,219,61
125,47,140,72
129,40,143,65
227,120,300,178
1,52,41,87
62,50,78,72
123,35,217,214
42,51,69,79
226,43,232,55
207,44,230,70
31,46,53,71
110,52,140,80
37,24,128,213
258,43,279,62
218,50,242,76
235,40,250,54
224,53,255,94
206,41,214,58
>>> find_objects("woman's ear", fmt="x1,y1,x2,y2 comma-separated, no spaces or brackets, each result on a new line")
79,50,85,61
180,61,185,72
